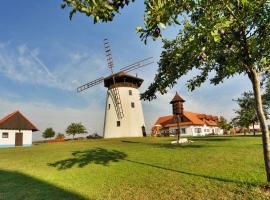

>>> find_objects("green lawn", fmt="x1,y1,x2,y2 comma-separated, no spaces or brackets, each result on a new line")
0,136,269,200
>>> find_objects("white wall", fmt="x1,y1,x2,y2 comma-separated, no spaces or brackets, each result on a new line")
0,130,32,147
168,125,223,136
103,87,145,138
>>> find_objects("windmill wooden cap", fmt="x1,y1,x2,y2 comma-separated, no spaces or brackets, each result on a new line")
170,92,185,104
104,71,144,89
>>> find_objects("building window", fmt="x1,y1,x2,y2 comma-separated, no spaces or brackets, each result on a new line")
131,102,135,108
2,132,8,138
117,121,121,127
108,104,111,110
181,128,186,134
129,90,132,95
194,128,202,133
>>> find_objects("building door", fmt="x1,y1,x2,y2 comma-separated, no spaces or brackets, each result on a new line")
15,132,23,146
141,126,146,137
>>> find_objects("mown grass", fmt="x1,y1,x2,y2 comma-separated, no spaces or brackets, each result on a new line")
0,136,269,200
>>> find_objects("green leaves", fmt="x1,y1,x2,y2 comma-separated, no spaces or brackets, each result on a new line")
61,0,136,22
66,122,87,138
43,127,56,139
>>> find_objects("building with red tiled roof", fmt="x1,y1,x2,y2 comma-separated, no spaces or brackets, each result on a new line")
152,93,223,136
0,111,38,147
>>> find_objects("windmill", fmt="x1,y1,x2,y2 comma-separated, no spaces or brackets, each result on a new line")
77,39,153,138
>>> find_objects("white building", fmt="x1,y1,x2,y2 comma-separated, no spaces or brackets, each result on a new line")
152,93,223,136
152,112,223,136
103,72,145,138
0,111,38,147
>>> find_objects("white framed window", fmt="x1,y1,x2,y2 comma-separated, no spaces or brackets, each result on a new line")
131,102,135,108
181,128,186,134
2,132,8,138
129,90,132,95
117,121,121,127
194,128,202,133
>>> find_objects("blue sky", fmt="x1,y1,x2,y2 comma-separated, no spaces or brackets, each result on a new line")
0,1,252,140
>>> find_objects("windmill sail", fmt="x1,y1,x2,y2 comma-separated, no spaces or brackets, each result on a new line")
104,39,124,119
110,87,124,119
77,77,104,93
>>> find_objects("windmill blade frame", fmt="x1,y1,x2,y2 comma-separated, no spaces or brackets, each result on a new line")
104,38,114,72
77,77,104,93
122,61,154,73
120,57,153,71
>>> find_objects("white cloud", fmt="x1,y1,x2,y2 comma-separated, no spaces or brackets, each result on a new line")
0,43,107,91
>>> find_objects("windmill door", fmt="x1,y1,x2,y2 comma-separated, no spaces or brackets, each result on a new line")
15,132,23,146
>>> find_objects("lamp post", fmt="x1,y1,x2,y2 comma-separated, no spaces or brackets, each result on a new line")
170,92,185,143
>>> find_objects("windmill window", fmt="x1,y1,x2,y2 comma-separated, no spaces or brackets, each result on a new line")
117,121,121,127
2,132,8,138
131,102,135,108
108,104,111,110
129,90,132,95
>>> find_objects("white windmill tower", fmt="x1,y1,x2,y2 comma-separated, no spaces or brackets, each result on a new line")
77,39,153,138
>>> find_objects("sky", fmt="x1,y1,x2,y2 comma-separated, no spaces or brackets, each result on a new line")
0,1,253,140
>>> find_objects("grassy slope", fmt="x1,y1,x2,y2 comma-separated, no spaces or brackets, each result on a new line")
0,136,269,200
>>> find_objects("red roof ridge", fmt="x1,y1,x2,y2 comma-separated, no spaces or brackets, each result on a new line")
0,111,19,124
0,111,39,131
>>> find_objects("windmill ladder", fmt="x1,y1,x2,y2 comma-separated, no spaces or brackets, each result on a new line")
111,87,124,119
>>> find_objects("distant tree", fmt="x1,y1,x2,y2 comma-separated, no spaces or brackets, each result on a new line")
42,128,55,139
66,123,87,139
263,73,270,111
61,0,270,182
233,91,268,135
218,116,231,134
56,133,65,139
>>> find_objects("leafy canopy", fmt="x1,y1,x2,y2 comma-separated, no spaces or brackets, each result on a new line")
61,0,270,100
218,116,231,131
66,122,87,138
232,91,269,128
42,127,56,139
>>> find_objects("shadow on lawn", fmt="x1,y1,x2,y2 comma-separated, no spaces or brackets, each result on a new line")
0,170,87,200
48,148,127,170
125,159,258,186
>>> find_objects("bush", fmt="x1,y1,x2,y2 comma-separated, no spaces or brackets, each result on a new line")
56,133,65,139
86,133,102,139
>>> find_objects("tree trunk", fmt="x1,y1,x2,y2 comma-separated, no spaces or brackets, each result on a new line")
249,69,270,182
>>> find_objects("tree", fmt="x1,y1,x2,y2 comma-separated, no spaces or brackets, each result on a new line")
234,92,259,135
56,133,65,139
233,91,268,135
61,1,270,182
66,123,87,139
218,116,231,134
42,128,55,139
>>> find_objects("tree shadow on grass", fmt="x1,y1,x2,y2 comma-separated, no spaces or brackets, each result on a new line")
191,136,233,142
48,148,127,170
121,140,141,144
0,170,87,200
125,159,258,186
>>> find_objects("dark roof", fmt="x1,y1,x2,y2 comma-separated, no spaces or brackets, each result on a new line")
170,92,185,104
0,111,38,131
104,71,144,88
